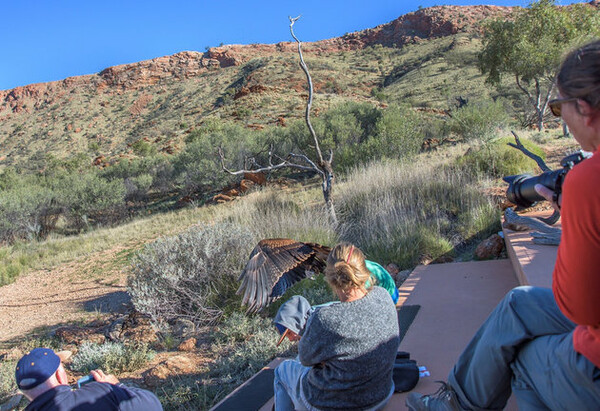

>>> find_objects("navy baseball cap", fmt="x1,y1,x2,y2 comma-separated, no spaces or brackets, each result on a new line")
15,348,62,390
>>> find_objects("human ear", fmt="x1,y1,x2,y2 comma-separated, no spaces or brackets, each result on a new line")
55,364,69,385
582,102,600,129
576,100,595,124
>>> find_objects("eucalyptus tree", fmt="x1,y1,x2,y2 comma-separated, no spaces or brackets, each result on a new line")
478,0,600,130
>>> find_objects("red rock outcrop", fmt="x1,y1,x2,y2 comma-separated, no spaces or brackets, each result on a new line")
0,5,515,115
97,51,211,91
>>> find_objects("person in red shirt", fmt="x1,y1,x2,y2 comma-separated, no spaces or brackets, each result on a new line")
406,39,600,410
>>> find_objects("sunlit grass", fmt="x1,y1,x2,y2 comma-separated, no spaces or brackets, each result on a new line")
335,149,501,266
0,204,223,286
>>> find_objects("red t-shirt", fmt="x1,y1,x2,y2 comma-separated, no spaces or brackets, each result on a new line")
553,149,600,368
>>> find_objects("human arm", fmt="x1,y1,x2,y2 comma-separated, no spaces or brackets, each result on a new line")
534,184,562,212
298,311,334,366
90,369,163,410
550,161,600,326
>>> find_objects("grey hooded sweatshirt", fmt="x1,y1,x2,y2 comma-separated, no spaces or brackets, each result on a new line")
273,295,314,336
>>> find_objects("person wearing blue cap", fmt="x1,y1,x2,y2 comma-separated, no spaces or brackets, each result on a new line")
15,347,162,410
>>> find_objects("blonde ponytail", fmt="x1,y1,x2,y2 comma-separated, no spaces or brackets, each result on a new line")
325,243,372,294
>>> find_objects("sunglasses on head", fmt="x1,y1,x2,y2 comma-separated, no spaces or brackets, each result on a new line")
548,97,578,117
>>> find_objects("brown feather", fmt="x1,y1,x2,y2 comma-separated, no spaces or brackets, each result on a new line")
237,238,331,311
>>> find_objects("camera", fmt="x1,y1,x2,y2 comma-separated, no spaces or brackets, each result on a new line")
503,151,590,208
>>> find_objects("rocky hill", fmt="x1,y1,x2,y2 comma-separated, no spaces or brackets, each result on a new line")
0,5,515,169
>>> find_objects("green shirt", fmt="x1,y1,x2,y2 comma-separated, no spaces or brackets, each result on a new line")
365,260,397,301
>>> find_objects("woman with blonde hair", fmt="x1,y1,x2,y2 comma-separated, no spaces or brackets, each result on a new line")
274,242,400,411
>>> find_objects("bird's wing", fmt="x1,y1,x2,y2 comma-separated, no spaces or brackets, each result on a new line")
237,239,330,311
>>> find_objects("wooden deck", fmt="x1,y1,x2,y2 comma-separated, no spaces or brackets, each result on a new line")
502,210,560,289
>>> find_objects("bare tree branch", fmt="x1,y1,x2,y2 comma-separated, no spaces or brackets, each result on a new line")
288,153,325,176
541,82,555,119
504,130,561,234
507,130,551,172
218,147,317,175
515,75,535,107
504,208,561,245
289,15,324,165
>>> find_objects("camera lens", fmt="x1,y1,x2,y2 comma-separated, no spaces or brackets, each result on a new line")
503,169,563,208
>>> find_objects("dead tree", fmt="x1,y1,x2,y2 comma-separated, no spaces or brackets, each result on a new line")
218,16,338,225
504,208,561,245
503,130,561,245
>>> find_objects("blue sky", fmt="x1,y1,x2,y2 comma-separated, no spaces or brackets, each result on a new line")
0,0,579,90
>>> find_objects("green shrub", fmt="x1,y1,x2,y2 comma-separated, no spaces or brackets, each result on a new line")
173,140,228,194
131,140,157,157
447,100,510,142
51,172,126,229
0,168,19,190
274,102,424,173
88,141,101,153
368,105,423,158
157,378,214,411
0,263,24,286
124,174,153,202
174,122,259,195
207,313,282,398
45,152,90,174
101,158,150,181
157,313,285,409
457,136,544,178
213,312,277,345
100,156,175,196
128,222,255,327
0,358,17,402
0,183,54,242
70,342,154,374
209,316,280,381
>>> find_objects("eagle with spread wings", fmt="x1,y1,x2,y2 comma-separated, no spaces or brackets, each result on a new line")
237,238,331,312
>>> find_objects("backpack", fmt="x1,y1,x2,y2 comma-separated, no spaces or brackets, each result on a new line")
393,351,419,393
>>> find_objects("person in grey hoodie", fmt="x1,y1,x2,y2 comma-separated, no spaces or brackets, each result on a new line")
273,295,314,347
273,242,400,411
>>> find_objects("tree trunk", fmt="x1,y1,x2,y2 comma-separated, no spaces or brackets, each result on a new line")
290,16,338,226
536,107,545,131
562,122,570,137
320,167,337,226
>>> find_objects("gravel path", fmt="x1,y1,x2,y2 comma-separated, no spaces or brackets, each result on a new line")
0,246,132,344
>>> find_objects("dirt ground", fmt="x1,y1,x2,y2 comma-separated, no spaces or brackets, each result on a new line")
0,245,133,345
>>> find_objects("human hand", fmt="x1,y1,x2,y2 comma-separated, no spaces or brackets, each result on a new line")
534,184,561,212
90,369,120,385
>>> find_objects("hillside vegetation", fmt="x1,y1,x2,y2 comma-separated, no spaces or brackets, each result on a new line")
0,5,518,170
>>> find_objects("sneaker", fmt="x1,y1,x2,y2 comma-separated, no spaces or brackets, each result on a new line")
405,381,460,411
